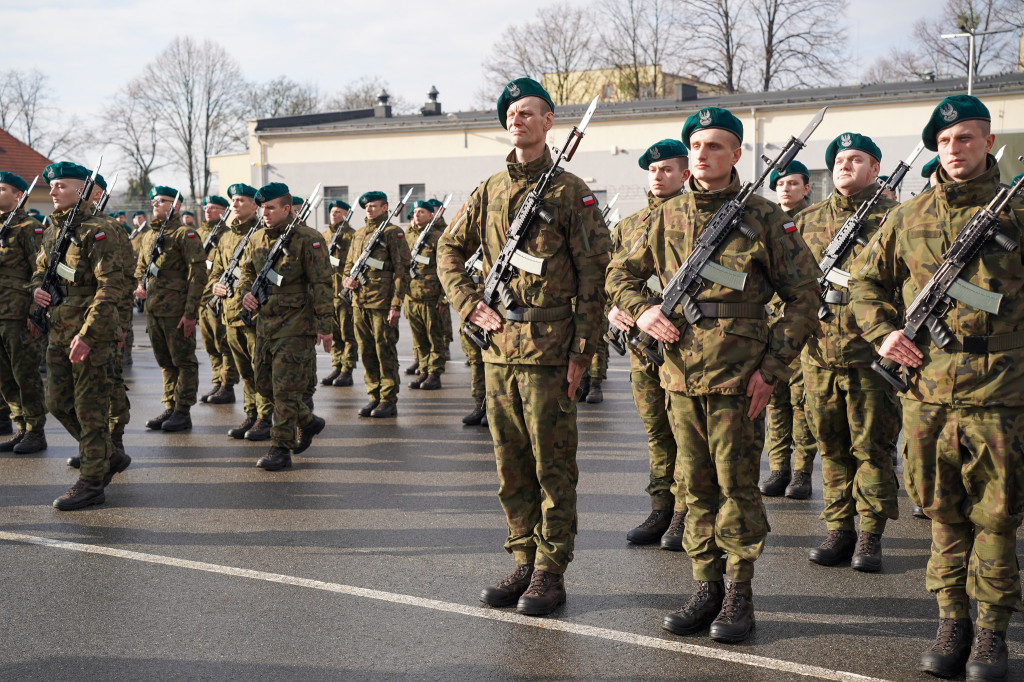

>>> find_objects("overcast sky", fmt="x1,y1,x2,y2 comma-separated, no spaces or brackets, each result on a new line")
10,0,935,120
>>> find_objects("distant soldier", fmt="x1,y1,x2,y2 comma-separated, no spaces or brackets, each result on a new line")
320,199,357,388
196,194,238,405
405,200,446,390
428,197,455,362
181,210,196,227
447,198,488,427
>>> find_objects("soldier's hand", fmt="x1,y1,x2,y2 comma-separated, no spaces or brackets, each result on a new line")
745,370,775,419
636,306,679,343
69,335,91,363
178,316,197,338
26,319,40,338
242,293,259,311
879,331,923,368
318,333,333,352
567,357,587,399
343,277,359,290
468,301,501,331
33,287,51,308
608,305,634,332
387,308,401,327
212,282,228,298
134,285,147,300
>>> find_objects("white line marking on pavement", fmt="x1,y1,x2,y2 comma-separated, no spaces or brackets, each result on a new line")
0,531,889,682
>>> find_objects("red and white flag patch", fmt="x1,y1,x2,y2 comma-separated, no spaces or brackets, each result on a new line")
313,242,322,249
582,195,596,207
34,227,43,234
783,222,797,234
95,231,106,241
186,231,197,238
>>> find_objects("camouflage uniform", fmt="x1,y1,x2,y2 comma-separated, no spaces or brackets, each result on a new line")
405,218,447,377
450,203,486,409
135,215,208,413
850,158,1024,631
606,171,820,582
344,213,411,405
323,219,358,375
438,147,611,573
588,320,609,382
196,219,238,389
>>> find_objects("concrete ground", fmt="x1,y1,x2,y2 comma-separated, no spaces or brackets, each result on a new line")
0,315,1021,681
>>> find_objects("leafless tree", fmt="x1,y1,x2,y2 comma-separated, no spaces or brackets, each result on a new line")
750,0,848,91
686,0,750,93
0,69,86,158
323,75,414,113
597,0,685,99
101,91,165,201
246,76,323,119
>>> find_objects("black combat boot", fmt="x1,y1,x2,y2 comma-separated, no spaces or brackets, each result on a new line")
228,415,256,439
626,509,673,545
919,617,973,678
103,449,133,486
257,446,292,471
480,564,533,607
577,375,591,402
161,411,192,432
67,456,81,468
404,360,419,376
662,580,725,635
516,569,566,616
0,429,26,452
785,471,812,499
359,400,379,417
333,371,353,387
480,413,488,427
294,414,325,454
410,373,428,389
419,374,442,390
206,384,236,404
320,368,340,386
709,580,755,643
851,531,883,573
808,529,857,566
913,504,928,519
966,627,1008,682
199,383,221,403
585,381,604,404
370,401,397,418
13,429,46,454
462,403,486,426
145,408,174,430
759,469,791,497
244,417,272,441
660,510,687,551
53,478,105,511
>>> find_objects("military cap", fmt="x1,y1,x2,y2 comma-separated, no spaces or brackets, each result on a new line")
115,210,126,216
149,185,179,200
133,210,146,218
227,183,258,199
42,162,89,185
411,200,434,213
201,194,229,208
182,210,195,217
921,155,940,179
825,132,882,172
254,182,290,205
328,199,351,211
0,171,28,193
405,207,414,221
681,107,743,146
94,173,107,191
923,95,990,152
427,198,444,211
497,77,555,130
639,139,688,170
291,196,304,206
769,160,811,191
358,190,387,208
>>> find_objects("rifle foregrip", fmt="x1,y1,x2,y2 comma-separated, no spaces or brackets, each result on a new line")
870,356,908,393
463,322,489,350
239,308,255,328
28,306,47,334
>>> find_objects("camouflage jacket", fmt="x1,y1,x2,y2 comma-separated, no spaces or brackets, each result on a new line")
606,171,820,394
197,219,223,268
204,215,259,327
238,219,332,339
850,158,1024,406
322,219,356,299
766,197,811,321
31,208,125,346
799,185,897,369
343,214,410,310
0,208,43,319
437,147,611,366
89,207,135,331
405,219,444,302
134,214,208,319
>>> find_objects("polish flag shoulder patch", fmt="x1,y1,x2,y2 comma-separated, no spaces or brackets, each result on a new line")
186,231,197,238
34,227,43,234
397,232,404,238
312,242,322,249
94,231,107,241
783,222,797,234
582,195,596,207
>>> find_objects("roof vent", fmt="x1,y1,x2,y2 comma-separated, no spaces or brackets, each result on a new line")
421,85,441,116
374,89,392,118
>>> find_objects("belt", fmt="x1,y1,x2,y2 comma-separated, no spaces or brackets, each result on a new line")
498,303,573,323
153,269,187,281
695,302,767,319
59,285,96,297
270,284,307,295
823,290,849,305
933,331,1024,354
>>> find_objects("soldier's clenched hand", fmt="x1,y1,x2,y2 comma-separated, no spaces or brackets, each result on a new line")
607,305,634,332
242,293,259,311
567,357,586,399
343,276,359,290
745,370,775,419
33,287,51,308
387,308,401,327
212,282,228,297
134,284,147,300
879,330,923,368
468,301,502,331
318,333,333,352
69,335,91,363
636,306,679,342
177,316,197,338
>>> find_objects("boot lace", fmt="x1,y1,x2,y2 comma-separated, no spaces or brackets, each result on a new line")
856,531,880,556
498,565,532,589
666,511,687,535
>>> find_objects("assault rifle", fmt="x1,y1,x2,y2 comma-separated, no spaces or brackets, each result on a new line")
129,221,148,241
96,171,118,213
628,107,827,366
816,141,925,321
327,205,356,268
208,210,264,317
0,175,38,248
136,190,181,312
29,157,103,333
463,96,600,349
602,193,619,224
239,184,322,327
409,193,453,279
605,325,627,356
871,158,1024,392
465,245,484,285
340,187,414,304
202,206,233,257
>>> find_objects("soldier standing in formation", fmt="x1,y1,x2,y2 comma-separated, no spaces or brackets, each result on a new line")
320,199,357,388
405,200,446,391
196,194,238,405
448,197,488,427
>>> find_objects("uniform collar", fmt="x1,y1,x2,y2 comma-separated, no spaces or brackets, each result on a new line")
231,215,257,233
506,146,553,182
365,213,387,229
647,189,681,209
784,197,809,217
831,183,876,212
936,155,1001,208
688,170,741,210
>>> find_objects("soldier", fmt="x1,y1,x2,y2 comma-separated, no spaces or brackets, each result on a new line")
343,190,410,418
429,197,455,362
289,194,320,412
32,162,129,510
448,200,488,427
581,318,609,404
238,182,332,470
760,161,818,499
851,95,1023,681
437,78,611,616
607,139,688,548
405,200,447,391
320,199,357,388
196,195,238,405
181,211,196,227
134,186,209,432
606,107,820,642
0,171,47,454
798,134,899,572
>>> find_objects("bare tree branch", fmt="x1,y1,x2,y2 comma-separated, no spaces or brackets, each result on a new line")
751,0,848,91
686,0,751,93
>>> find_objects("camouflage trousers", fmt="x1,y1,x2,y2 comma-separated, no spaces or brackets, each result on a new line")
485,362,578,574
46,341,114,483
764,367,816,473
147,315,199,413
199,306,238,386
406,298,447,376
226,325,271,419
903,399,1024,631
588,318,609,382
354,307,400,403
123,307,134,362
329,299,358,373
460,333,485,405
109,336,130,439
629,353,681,511
670,392,768,583
254,334,316,450
440,302,453,347
0,319,46,430
804,365,899,534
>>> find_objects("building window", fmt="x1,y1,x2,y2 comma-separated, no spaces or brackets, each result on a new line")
324,186,348,224
808,170,833,205
399,183,426,210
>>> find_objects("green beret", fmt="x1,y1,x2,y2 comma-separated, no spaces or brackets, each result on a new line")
149,185,179,200
405,207,414,221
328,200,351,211
115,210,126,216
921,155,940,179
768,160,811,191
94,173,107,191
133,210,146,217
201,195,229,208
0,171,28,192
182,210,195,217
681,107,743,146
411,200,434,213
227,183,257,199
254,182,290,205
922,95,990,152
497,77,554,130
358,190,387,208
825,132,882,172
638,139,689,170
290,196,305,207
42,162,89,185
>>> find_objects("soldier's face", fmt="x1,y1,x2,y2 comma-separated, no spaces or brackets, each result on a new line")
151,196,175,220
262,197,291,227
330,207,347,223
775,174,810,209
134,215,146,227
937,121,995,182
365,200,387,219
689,129,742,189
232,195,257,221
832,150,879,196
204,204,225,222
413,207,433,226
182,214,196,226
0,182,23,212
506,97,554,151
648,158,689,198
49,179,85,212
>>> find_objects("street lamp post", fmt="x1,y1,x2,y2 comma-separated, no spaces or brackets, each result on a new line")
941,27,1016,96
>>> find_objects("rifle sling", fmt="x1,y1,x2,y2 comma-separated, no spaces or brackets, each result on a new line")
931,331,1024,354
498,303,572,323
823,290,849,305
59,285,96,297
